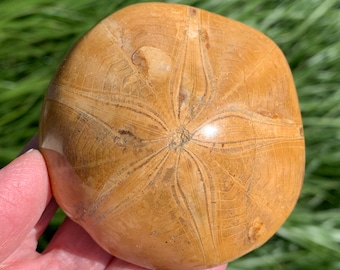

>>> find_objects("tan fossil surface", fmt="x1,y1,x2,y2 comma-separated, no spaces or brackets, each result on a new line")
39,3,305,269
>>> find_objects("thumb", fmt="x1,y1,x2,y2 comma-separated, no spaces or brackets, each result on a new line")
0,149,51,262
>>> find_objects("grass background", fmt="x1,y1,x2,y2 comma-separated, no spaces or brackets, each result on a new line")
0,0,339,269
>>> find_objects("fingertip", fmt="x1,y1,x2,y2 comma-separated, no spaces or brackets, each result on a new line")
208,264,228,270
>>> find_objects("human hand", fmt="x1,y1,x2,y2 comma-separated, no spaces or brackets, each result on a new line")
0,136,227,270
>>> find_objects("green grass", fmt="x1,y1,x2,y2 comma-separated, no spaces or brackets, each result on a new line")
1,0,339,269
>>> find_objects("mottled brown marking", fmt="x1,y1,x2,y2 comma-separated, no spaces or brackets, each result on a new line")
201,29,210,49
131,49,148,77
247,217,265,243
189,7,197,17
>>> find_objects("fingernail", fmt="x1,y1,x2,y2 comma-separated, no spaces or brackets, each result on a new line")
24,148,35,154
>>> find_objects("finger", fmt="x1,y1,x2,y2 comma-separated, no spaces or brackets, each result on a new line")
106,257,227,269
43,218,112,269
19,134,58,240
34,198,59,240
106,257,149,270
0,149,51,262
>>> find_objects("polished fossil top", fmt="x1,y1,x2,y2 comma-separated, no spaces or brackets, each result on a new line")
39,3,305,270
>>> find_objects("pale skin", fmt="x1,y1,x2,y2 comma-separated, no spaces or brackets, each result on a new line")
0,135,227,270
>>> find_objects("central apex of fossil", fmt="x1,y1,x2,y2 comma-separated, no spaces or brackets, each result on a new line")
169,126,192,150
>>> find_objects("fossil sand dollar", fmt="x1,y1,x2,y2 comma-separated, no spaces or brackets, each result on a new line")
39,2,305,270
